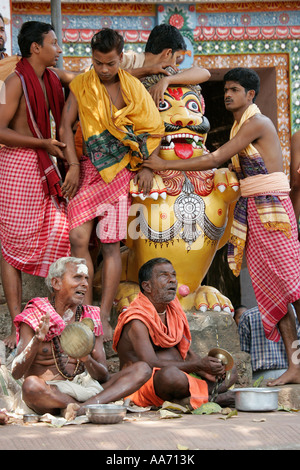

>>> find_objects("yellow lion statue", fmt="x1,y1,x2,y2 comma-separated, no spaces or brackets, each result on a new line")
97,75,240,314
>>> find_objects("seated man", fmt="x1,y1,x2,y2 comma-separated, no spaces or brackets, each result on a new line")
11,257,151,419
113,258,237,409
238,305,300,381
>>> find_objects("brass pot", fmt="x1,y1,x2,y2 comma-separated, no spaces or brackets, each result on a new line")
60,317,95,358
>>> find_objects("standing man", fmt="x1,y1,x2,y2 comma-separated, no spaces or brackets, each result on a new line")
144,67,300,386
290,130,300,239
0,21,70,349
59,28,165,342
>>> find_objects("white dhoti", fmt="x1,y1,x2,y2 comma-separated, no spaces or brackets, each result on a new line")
47,371,103,402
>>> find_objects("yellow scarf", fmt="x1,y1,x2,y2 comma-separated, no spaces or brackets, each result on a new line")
70,68,164,183
230,103,261,173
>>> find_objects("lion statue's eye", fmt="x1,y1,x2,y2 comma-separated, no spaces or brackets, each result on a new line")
186,100,201,113
158,100,171,111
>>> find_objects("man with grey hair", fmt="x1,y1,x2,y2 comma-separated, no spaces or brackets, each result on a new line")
11,257,151,420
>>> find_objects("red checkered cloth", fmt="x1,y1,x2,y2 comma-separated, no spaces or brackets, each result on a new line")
246,197,300,341
15,58,65,204
67,156,133,243
14,297,103,344
0,147,70,277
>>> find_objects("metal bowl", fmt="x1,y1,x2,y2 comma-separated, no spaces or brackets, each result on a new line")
233,387,279,411
23,414,40,423
85,404,127,424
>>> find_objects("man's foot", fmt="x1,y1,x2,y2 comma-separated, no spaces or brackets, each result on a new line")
214,390,236,407
3,331,16,350
267,368,300,386
0,411,9,425
101,318,113,342
62,403,81,421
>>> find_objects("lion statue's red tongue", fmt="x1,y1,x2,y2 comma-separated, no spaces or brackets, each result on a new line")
174,142,193,159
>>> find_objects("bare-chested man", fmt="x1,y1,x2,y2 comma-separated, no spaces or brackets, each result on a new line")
113,258,237,409
0,21,76,350
144,68,300,386
290,130,300,239
59,28,165,343
11,257,151,418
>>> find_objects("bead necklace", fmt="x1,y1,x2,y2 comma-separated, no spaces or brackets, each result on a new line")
51,303,85,380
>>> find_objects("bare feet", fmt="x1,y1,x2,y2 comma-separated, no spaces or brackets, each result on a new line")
101,319,113,342
0,411,9,425
267,367,300,386
214,390,236,407
63,403,81,421
3,330,16,351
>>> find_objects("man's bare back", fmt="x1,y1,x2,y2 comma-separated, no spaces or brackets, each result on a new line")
239,113,283,173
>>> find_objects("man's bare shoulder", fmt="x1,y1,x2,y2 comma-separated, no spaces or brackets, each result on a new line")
247,113,275,129
123,317,149,333
241,112,276,139
4,71,21,86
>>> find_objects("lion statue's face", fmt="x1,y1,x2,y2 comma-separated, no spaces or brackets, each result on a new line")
158,85,210,162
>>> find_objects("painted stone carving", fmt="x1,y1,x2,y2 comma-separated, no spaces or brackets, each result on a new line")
109,79,240,313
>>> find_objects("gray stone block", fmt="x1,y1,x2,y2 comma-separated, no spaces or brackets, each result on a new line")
187,310,241,356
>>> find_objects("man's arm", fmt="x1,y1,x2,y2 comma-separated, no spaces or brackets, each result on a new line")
51,67,79,87
143,115,265,172
59,91,81,199
0,74,66,158
125,63,171,80
290,131,300,237
11,314,50,380
79,334,110,383
124,319,224,379
133,142,161,195
145,67,210,107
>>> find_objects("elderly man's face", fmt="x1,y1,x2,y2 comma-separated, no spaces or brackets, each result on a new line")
148,262,178,304
0,18,7,53
53,262,89,305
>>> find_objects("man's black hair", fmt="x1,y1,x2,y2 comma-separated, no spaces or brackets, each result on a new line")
138,257,172,292
17,21,54,58
145,24,186,55
223,67,260,101
91,28,124,55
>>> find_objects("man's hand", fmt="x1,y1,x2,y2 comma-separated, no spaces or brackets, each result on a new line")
133,167,153,195
148,77,169,107
195,355,225,382
34,312,50,342
142,154,166,172
42,138,66,160
61,164,80,199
